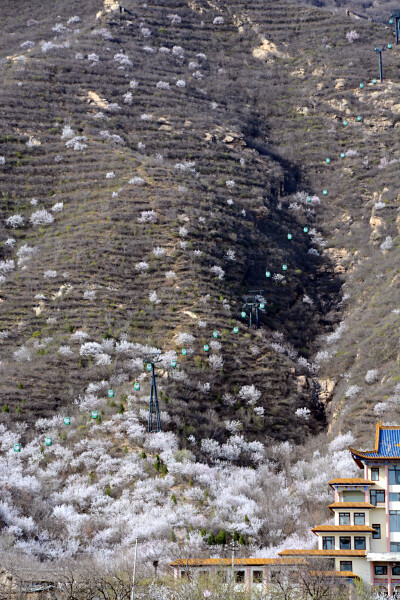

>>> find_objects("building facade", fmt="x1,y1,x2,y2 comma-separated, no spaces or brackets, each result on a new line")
169,557,355,592
280,422,400,595
170,558,295,591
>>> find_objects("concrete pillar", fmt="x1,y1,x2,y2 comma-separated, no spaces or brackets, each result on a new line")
385,464,391,552
370,562,374,590
388,564,392,597
264,566,269,589
246,567,251,591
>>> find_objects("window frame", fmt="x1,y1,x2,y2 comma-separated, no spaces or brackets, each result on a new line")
339,536,351,550
389,466,400,485
391,542,400,552
370,489,385,506
371,468,379,481
390,510,400,532
252,570,263,583
322,536,335,550
354,536,366,550
372,524,381,539
234,570,245,583
197,570,209,578
354,512,365,525
393,566,400,576
340,561,353,572
339,512,350,525
374,565,387,576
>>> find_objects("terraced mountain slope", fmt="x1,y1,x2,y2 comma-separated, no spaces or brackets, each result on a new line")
1,0,400,565
0,0,345,452
296,0,400,23
233,0,400,441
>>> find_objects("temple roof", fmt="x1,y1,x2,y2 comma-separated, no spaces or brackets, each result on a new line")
328,478,373,487
328,503,374,511
349,421,400,466
279,549,366,557
311,525,375,535
170,558,298,567
310,571,360,580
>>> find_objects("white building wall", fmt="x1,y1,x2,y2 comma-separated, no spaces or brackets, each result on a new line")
370,508,387,553
333,509,371,527
366,466,386,488
334,557,371,586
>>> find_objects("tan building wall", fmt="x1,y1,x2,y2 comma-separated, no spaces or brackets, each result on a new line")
334,557,371,585
370,509,387,553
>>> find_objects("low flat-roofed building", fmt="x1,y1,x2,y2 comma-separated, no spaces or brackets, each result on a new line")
171,557,298,590
170,556,359,594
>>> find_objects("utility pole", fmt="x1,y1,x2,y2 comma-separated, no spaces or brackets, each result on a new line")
390,11,400,45
131,538,138,600
374,44,386,82
144,354,162,433
231,539,238,574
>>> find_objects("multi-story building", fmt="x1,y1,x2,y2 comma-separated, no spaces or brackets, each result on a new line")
280,422,400,595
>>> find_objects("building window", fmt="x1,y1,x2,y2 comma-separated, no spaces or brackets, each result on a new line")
391,542,400,552
393,566,400,576
372,524,381,539
235,571,245,583
371,490,385,506
197,571,208,578
389,466,400,485
354,537,366,550
253,571,263,583
339,513,350,525
322,537,335,550
354,513,365,525
390,493,400,502
340,561,353,572
343,491,364,502
340,537,351,550
217,571,227,583
390,511,400,532
371,468,379,481
375,565,388,576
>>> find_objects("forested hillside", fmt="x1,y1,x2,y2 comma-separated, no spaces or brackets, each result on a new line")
0,0,399,569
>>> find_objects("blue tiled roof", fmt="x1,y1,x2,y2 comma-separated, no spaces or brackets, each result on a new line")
350,424,400,459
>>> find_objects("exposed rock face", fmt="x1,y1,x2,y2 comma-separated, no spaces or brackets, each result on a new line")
318,379,336,405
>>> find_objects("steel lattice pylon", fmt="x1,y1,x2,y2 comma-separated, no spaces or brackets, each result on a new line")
242,289,266,329
145,356,162,433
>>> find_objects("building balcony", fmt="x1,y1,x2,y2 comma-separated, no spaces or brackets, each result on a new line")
328,479,374,488
328,502,374,511
366,553,400,562
312,525,376,534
